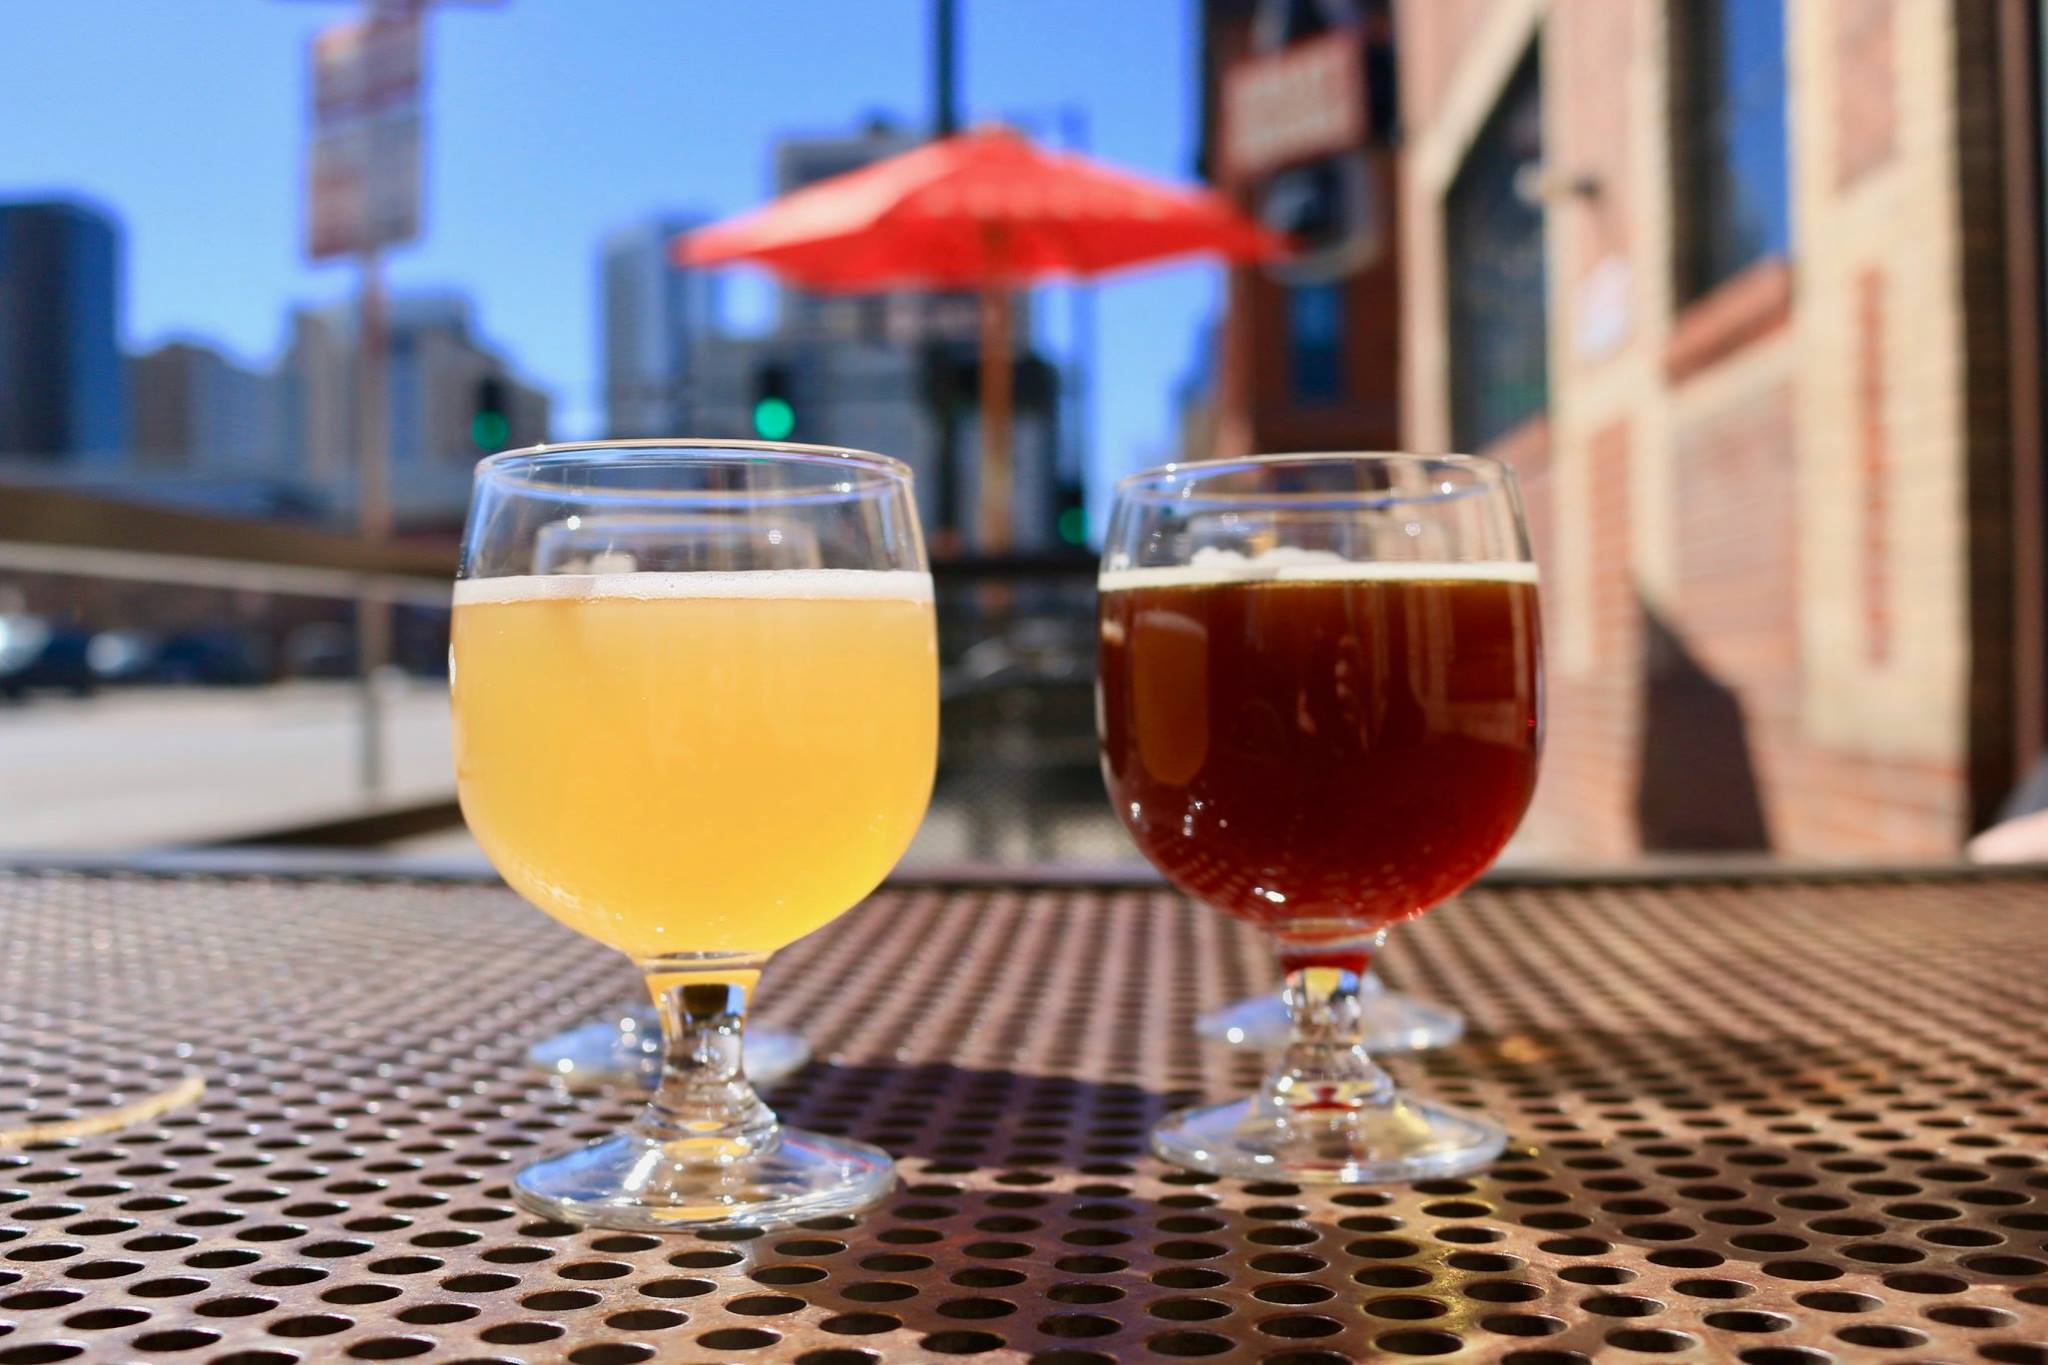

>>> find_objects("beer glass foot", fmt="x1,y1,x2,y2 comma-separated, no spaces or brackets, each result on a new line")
512,1127,897,1232
1196,978,1465,1054
528,1010,811,1092
1151,1093,1506,1184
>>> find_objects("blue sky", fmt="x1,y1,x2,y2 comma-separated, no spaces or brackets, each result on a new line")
1,0,1219,504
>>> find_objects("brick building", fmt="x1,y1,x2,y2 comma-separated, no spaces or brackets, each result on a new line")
1204,0,2047,859
1198,0,1405,457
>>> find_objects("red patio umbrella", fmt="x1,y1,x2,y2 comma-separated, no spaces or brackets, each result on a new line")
674,126,1284,549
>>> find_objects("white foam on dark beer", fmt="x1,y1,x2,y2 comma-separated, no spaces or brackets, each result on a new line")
1099,549,1537,593
453,569,934,605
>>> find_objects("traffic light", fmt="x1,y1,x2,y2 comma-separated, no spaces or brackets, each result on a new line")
471,375,510,451
920,341,966,412
1055,479,1088,546
922,349,1058,407
752,361,796,441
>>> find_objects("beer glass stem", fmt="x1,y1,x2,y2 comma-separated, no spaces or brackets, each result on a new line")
1264,945,1395,1115
632,958,779,1161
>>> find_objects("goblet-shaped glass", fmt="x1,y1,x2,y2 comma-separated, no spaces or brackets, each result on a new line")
514,509,818,1096
1097,453,1540,1181
526,1007,810,1094
453,440,935,1228
1195,976,1463,1054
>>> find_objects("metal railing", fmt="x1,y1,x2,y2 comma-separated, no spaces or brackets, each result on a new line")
0,480,459,846
1,481,1120,860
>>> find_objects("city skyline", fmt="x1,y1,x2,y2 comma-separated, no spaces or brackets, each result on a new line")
0,200,127,459
1,0,1215,519
0,192,552,526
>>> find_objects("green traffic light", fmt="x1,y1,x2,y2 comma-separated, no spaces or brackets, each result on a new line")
471,411,511,450
752,396,796,441
1058,506,1088,545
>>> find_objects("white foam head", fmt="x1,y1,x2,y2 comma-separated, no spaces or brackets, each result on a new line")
1099,547,1537,593
454,569,934,606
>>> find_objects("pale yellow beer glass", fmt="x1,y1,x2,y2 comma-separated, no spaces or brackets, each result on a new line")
452,441,936,1229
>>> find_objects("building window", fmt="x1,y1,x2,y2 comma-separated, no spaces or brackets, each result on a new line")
1671,0,1790,303
1287,282,1344,402
1446,50,1547,451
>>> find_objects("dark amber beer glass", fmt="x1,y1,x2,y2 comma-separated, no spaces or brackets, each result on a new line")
1098,454,1542,1181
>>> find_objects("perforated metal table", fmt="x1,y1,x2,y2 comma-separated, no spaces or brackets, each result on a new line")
0,864,2045,1364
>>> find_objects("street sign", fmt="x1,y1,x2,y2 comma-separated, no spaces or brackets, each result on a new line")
1220,30,1363,183
307,10,423,260
1221,0,1383,285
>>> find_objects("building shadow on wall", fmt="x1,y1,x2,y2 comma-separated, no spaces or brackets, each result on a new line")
1635,599,1770,851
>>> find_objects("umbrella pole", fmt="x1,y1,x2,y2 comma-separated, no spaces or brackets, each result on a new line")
978,284,1013,553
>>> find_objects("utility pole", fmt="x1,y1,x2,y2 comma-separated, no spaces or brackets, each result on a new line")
355,242,391,793
1060,105,1095,534
291,0,499,795
935,0,959,137
929,0,964,554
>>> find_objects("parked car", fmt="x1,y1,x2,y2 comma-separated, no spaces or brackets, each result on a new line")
283,622,356,679
0,615,45,679
152,628,270,686
86,630,161,685
0,617,96,700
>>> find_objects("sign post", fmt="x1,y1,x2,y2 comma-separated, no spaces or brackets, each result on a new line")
307,1,425,798
1219,30,1363,183
1218,7,1380,286
289,0,499,797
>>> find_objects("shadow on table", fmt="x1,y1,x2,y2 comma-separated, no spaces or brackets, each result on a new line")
623,1061,1216,1357
523,1049,2038,1359
1430,1026,2037,1359
769,1059,1188,1170
690,1179,1232,1358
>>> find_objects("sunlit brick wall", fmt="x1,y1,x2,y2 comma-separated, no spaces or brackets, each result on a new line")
1395,0,1983,858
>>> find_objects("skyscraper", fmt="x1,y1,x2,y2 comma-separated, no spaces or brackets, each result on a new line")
597,119,1070,550
130,339,282,472
277,305,355,489
768,119,1061,550
277,291,549,527
0,199,126,458
773,121,924,344
599,212,719,437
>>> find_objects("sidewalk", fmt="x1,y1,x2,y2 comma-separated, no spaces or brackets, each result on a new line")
0,679,452,851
